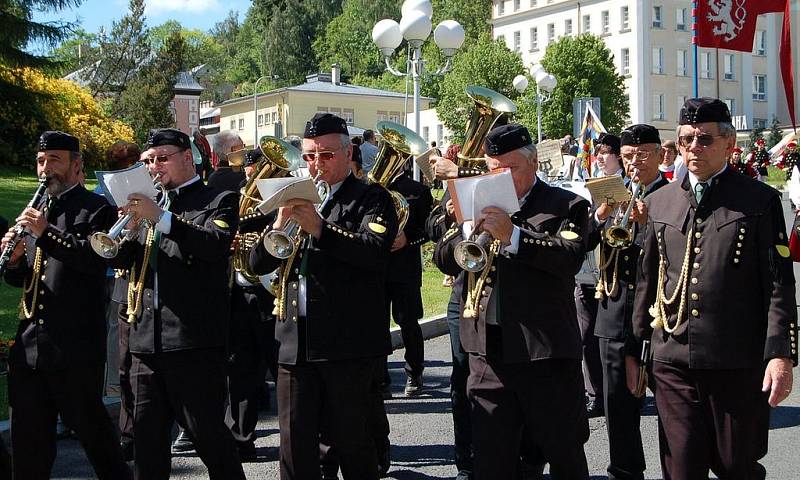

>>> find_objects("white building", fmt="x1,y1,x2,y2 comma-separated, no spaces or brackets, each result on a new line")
406,109,454,152
491,0,800,139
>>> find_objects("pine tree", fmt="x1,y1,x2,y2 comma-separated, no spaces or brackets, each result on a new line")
767,116,784,150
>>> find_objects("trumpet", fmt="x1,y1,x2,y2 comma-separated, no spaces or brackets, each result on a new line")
604,171,643,249
0,175,50,278
90,171,166,258
262,170,331,259
454,221,496,273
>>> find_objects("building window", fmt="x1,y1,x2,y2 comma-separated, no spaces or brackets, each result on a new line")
497,1,504,16
565,19,573,36
653,93,665,121
343,108,354,125
258,114,264,126
329,107,342,117
677,49,687,76
389,111,402,123
583,14,590,33
652,47,664,74
755,31,766,55
753,75,767,100
601,11,610,34
272,112,278,123
530,27,538,50
652,6,663,28
677,95,687,114
621,48,630,76
621,6,629,30
437,124,444,144
514,0,520,11
700,52,713,79
229,119,236,130
724,98,736,115
317,106,329,114
377,110,388,122
723,54,735,80
547,23,555,43
513,31,521,51
238,118,244,130
676,8,687,31
753,118,767,129
422,126,430,142
530,0,537,6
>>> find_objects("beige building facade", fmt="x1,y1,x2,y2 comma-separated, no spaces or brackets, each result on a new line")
491,0,800,139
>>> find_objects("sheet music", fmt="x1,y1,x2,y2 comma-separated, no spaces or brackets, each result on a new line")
536,140,564,178
584,176,630,205
95,162,157,207
255,177,322,214
414,148,436,183
447,168,519,223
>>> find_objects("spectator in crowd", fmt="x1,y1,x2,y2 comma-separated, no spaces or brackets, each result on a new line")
208,131,246,192
659,140,679,181
351,137,365,180
361,129,379,174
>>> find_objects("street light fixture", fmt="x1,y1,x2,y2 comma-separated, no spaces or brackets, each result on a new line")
372,0,465,180
513,64,557,143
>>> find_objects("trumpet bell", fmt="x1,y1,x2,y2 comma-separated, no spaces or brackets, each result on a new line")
263,230,296,259
454,240,488,272
604,226,632,249
90,232,120,259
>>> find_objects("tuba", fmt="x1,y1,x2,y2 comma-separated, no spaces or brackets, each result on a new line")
233,136,305,283
457,86,517,169
367,121,428,231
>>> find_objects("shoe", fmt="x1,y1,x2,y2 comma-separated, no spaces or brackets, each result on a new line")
404,374,423,396
171,429,195,454
586,398,604,418
381,383,392,400
520,461,546,480
237,441,257,462
120,440,134,462
377,438,391,477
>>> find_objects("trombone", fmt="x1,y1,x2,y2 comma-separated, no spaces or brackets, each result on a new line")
90,170,166,259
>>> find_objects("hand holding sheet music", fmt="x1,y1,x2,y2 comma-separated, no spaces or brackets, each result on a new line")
584,176,630,206
255,177,322,214
95,162,158,207
446,168,519,224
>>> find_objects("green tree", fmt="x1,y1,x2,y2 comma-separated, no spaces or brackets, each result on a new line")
749,127,765,148
431,0,491,41
48,28,98,76
533,34,628,139
767,116,784,149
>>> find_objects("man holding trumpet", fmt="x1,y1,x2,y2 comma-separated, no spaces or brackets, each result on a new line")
1,131,130,479
434,124,591,479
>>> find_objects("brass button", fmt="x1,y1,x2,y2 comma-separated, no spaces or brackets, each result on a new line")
691,293,699,301
695,232,702,239
291,283,298,290
736,243,742,247
738,235,744,240
628,284,635,290
486,277,492,284
735,250,741,255
292,316,297,321
740,228,746,233
38,319,44,325
291,300,297,306
38,304,43,310
625,270,630,275
39,290,44,295
691,277,698,285
624,255,630,261
734,258,740,264
691,309,699,317
547,241,553,246
693,263,700,269
40,275,46,281
694,247,701,254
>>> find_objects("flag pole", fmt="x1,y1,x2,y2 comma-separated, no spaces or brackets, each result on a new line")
692,1,699,97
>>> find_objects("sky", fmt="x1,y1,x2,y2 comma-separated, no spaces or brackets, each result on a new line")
33,0,253,37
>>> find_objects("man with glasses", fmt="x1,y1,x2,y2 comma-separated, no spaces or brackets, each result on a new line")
588,124,669,480
628,98,796,479
110,128,245,479
248,113,398,479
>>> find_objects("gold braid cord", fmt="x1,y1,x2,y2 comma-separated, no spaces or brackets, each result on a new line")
126,228,156,324
462,240,501,319
595,246,620,300
272,235,304,322
648,227,693,333
21,248,44,320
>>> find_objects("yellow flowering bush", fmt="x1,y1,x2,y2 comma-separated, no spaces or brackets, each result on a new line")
0,66,134,168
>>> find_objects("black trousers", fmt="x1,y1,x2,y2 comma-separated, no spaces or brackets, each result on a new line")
653,361,769,480
467,355,589,480
575,283,602,403
598,337,645,480
278,359,378,480
118,316,134,446
130,349,245,480
8,364,131,480
387,281,424,377
447,298,473,478
226,288,275,445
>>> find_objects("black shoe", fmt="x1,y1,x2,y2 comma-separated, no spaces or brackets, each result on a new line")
404,374,422,396
377,438,391,477
381,383,392,400
237,441,257,462
120,440,134,462
586,398,604,418
171,430,195,454
519,461,545,480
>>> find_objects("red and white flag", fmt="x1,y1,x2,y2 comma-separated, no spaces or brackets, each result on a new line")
695,0,795,128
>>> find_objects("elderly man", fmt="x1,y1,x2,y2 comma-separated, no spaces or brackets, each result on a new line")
249,113,398,479
1,131,130,479
208,130,247,192
628,98,797,479
435,124,590,479
588,125,669,480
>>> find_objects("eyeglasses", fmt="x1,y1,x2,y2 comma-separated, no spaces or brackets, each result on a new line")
621,151,653,162
678,134,724,148
302,150,339,162
144,150,183,164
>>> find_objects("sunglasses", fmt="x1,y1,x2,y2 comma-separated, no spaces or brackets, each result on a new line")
302,150,339,162
621,151,653,162
144,150,183,164
678,134,724,148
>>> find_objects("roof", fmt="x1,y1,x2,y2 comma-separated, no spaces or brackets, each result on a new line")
63,64,204,94
174,71,203,93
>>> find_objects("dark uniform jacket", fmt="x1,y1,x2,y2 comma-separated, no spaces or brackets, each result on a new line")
208,167,245,193
4,186,116,370
632,168,798,369
109,180,238,354
249,174,398,364
388,174,433,286
588,176,669,341
426,190,467,305
434,180,590,363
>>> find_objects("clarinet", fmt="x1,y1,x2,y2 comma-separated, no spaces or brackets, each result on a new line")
0,176,50,278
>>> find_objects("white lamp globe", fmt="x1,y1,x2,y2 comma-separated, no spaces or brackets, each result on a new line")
400,9,432,44
512,75,529,93
372,19,402,54
434,20,465,52
540,74,558,92
529,64,544,78
402,0,433,19
534,69,549,85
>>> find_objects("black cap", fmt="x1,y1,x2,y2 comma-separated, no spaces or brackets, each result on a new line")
484,124,532,156
145,128,191,150
304,113,349,138
679,97,732,125
597,133,621,155
620,124,661,146
244,148,263,167
38,131,79,152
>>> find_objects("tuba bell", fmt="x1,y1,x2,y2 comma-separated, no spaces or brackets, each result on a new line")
457,86,517,169
367,121,428,231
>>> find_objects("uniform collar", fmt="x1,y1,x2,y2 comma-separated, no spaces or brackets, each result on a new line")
688,163,727,191
169,175,201,196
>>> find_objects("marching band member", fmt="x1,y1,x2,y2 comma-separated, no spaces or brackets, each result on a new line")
1,131,130,479
109,128,244,479
629,98,797,478
434,124,591,479
248,113,398,479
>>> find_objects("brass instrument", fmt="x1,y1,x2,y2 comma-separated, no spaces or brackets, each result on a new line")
90,170,166,259
457,86,517,169
604,171,643,249
226,146,249,169
367,121,427,231
233,136,304,282
454,227,494,273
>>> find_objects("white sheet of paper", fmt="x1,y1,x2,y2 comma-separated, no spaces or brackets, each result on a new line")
255,177,322,214
95,162,157,207
414,148,436,183
448,169,519,222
